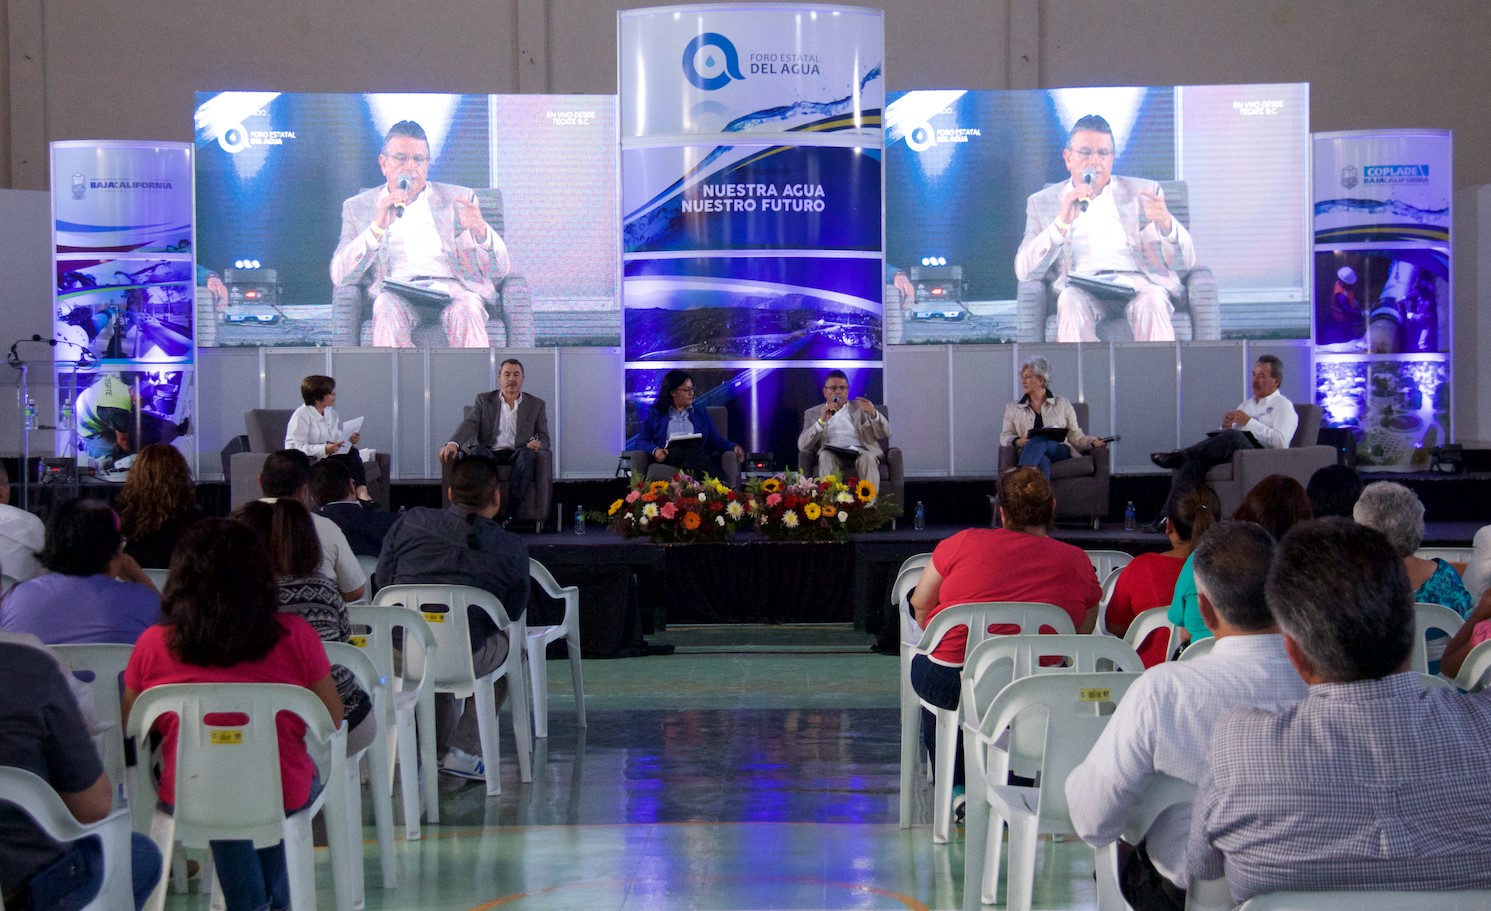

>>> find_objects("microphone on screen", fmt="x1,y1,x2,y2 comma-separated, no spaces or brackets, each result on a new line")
395,175,410,218
1080,168,1095,213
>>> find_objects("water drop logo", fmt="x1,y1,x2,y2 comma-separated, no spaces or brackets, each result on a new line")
682,33,745,91
905,121,937,153
218,123,250,154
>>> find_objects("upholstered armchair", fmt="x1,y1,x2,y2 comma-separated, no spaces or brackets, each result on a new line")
1203,403,1336,516
796,405,905,510
997,402,1110,528
627,405,741,488
228,409,391,510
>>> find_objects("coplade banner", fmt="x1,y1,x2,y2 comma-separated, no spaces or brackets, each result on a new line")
618,4,883,138
52,141,193,256
1313,129,1451,245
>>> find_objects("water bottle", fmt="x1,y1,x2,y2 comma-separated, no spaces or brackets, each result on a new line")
22,396,36,431
914,501,926,531
58,402,73,432
1124,500,1137,531
573,505,586,535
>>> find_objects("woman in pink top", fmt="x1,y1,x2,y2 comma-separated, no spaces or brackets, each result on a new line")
1441,591,1491,679
909,468,1101,791
123,520,342,911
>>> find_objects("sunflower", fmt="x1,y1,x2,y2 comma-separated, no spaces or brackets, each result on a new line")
608,499,624,516
760,477,782,493
855,479,876,502
682,511,702,530
648,480,670,495
803,502,822,521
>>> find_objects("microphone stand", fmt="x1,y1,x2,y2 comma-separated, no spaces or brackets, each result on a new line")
7,337,96,512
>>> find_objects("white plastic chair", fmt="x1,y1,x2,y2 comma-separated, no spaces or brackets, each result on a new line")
959,634,1144,905
1125,606,1180,662
892,554,932,829
962,671,1140,911
353,554,378,603
909,601,1076,844
126,683,354,911
1454,638,1491,692
1413,601,1463,674
324,641,398,896
372,584,533,796
1092,566,1125,636
1,571,19,594
141,568,170,591
1084,549,1133,582
1413,546,1473,570
1238,891,1491,910
49,644,134,805
526,558,586,738
0,766,143,911
1091,774,1231,911
1177,635,1217,661
346,603,439,839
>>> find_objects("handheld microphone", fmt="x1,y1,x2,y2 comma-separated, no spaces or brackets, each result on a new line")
395,175,410,218
1079,168,1095,213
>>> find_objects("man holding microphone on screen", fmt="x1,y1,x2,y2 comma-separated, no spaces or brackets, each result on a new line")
1015,114,1195,342
331,119,515,347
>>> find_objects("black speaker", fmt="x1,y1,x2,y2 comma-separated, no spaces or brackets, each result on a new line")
1316,427,1356,468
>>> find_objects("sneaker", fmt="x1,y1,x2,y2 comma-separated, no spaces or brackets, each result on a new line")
951,785,967,825
438,747,486,781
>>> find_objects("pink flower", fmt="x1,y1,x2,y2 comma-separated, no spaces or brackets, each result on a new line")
660,501,678,519
766,493,783,507
626,490,641,503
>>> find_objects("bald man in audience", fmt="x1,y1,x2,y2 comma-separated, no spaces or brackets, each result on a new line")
1066,522,1305,911
1188,518,1491,904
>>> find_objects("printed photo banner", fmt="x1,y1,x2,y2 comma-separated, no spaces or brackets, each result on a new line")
1313,130,1451,245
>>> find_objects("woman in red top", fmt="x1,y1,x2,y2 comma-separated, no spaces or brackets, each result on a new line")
909,468,1101,791
123,520,342,911
1104,484,1220,665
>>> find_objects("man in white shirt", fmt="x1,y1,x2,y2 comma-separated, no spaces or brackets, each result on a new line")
1066,521,1305,911
258,449,365,602
438,359,550,524
330,119,516,347
0,463,44,583
1150,354,1298,493
796,370,891,486
1015,114,1195,342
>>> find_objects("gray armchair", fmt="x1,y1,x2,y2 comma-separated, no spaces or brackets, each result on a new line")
228,409,391,510
998,402,1110,528
1016,180,1219,342
330,188,534,348
438,407,554,532
796,405,905,510
627,405,741,488
1203,403,1336,516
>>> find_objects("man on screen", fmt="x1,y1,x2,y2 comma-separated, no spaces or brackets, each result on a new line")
1015,114,1195,342
331,119,512,348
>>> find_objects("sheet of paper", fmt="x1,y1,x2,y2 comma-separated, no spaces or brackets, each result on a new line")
341,416,365,440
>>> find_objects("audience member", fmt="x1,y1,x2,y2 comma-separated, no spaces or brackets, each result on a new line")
1304,463,1363,519
123,520,343,911
308,459,397,557
1,637,161,910
0,462,44,584
1187,517,1491,903
1068,522,1304,911
908,468,1100,800
119,443,206,569
1441,591,1491,679
1463,522,1491,602
1105,485,1219,665
258,449,365,602
376,456,529,780
234,499,376,756
0,498,160,644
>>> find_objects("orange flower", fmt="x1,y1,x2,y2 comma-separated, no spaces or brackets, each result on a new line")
821,503,837,518
641,493,657,503
682,511,702,530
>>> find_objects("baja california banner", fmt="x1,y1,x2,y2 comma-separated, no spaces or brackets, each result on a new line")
618,4,885,465
1312,129,1452,471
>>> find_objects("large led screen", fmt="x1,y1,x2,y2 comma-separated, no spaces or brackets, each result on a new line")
193,92,618,349
884,84,1309,344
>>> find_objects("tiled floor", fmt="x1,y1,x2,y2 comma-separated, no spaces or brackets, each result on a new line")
163,630,1101,910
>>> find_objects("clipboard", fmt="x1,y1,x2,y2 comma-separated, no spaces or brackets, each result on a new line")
1068,272,1137,301
383,278,454,308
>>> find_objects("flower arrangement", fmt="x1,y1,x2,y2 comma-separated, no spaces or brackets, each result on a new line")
742,471,898,541
597,473,748,542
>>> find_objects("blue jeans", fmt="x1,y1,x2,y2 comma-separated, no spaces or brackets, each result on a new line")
1017,438,1071,478
18,833,161,911
910,654,964,787
184,774,322,911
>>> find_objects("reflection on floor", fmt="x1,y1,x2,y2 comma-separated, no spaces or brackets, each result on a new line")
162,629,1101,910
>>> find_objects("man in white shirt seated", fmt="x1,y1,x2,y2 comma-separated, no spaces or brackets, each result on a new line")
1065,521,1305,910
258,449,365,602
796,370,890,486
1150,354,1298,492
0,463,44,583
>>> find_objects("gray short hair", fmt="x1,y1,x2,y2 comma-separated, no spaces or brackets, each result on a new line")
1266,517,1414,682
1351,481,1424,557
1192,521,1276,632
1020,356,1051,385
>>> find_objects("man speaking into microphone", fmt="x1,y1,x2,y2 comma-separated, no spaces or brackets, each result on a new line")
331,119,512,347
1014,114,1194,342
797,369,891,486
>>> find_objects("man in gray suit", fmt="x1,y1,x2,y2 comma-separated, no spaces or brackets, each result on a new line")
439,358,549,523
1014,114,1195,342
331,119,513,347
797,369,890,486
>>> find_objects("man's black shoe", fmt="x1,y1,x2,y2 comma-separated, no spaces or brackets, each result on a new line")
1149,451,1184,470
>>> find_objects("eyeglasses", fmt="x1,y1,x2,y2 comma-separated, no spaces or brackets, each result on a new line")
824,384,849,392
675,386,695,395
1068,147,1114,161
384,153,430,166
